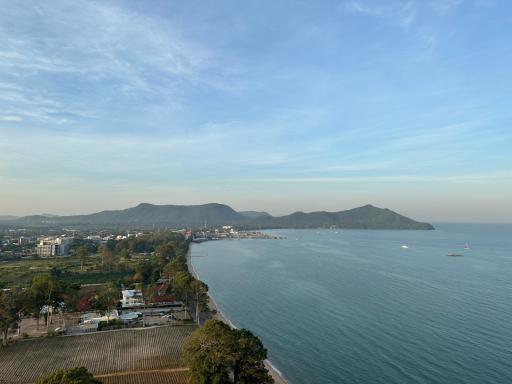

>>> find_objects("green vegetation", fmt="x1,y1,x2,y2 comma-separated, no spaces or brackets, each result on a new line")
0,230,192,287
0,230,207,344
35,367,101,384
0,288,28,346
184,319,273,384
6,202,434,229
12,203,244,227
0,256,125,288
246,204,435,230
89,283,119,318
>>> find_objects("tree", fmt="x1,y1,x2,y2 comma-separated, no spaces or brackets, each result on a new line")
155,243,175,273
172,271,191,304
231,329,273,384
163,259,185,282
29,274,62,329
135,259,158,285
189,279,208,324
0,288,28,347
99,245,116,272
90,283,119,321
133,272,143,284
34,367,101,384
183,320,274,384
76,246,88,271
183,320,234,384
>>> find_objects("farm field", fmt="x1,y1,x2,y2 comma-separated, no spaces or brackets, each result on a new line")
0,325,196,384
98,369,190,384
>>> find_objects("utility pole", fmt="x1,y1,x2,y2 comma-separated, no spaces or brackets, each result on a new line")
196,291,200,325
142,300,146,327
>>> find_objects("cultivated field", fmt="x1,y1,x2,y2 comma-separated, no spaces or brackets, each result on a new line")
0,325,196,384
98,369,190,384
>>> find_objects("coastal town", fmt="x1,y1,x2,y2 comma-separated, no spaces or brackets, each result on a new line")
0,225,286,384
0,225,283,260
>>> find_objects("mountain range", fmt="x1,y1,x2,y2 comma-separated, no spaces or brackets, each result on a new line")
0,203,434,230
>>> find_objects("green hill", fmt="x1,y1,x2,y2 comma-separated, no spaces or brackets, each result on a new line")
11,203,245,227
248,204,434,230
5,203,433,230
239,211,273,219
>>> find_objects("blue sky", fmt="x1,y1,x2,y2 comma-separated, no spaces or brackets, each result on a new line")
0,0,511,222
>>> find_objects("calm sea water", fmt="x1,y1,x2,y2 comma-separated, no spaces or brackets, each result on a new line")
192,224,512,384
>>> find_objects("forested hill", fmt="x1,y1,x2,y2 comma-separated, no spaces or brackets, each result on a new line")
3,203,434,230
10,203,245,227
246,204,434,230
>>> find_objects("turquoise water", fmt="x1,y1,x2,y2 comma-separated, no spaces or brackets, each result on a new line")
192,224,512,384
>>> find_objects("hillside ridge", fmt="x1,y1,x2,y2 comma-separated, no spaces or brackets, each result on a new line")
2,203,434,230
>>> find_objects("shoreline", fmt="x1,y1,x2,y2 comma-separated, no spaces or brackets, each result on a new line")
186,246,289,384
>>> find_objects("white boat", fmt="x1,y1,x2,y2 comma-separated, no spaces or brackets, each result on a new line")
401,245,409,249
464,243,470,250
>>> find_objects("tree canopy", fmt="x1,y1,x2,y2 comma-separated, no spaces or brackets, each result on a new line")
0,288,28,346
184,320,273,384
34,367,101,384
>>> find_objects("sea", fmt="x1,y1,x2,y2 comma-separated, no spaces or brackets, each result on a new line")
191,224,512,384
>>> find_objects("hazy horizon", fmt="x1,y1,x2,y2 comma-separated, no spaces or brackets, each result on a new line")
1,1,511,223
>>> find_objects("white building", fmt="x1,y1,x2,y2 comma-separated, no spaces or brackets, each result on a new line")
36,237,72,257
121,289,144,308
80,310,119,324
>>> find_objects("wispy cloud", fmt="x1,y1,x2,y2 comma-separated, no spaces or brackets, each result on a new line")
239,170,512,184
428,0,465,15
341,1,418,30
0,1,225,128
0,115,22,122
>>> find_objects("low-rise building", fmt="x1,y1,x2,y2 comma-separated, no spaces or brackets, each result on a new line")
121,289,144,308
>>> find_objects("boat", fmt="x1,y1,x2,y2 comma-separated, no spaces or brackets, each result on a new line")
401,245,409,249
447,253,463,257
464,243,470,250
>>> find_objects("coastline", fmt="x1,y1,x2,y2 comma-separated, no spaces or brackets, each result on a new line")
186,246,289,384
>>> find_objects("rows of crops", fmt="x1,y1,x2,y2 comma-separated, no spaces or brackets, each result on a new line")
0,325,196,384
99,370,190,384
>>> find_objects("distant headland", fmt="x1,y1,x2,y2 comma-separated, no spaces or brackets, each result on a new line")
1,203,434,230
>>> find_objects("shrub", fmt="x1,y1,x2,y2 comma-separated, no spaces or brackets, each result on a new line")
35,367,102,384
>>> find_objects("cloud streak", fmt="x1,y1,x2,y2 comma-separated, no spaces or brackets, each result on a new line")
239,170,512,184
341,1,418,30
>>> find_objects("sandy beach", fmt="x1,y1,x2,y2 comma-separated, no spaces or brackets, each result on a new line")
186,247,289,384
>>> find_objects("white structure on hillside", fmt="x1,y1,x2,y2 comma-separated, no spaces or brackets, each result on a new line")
121,289,144,308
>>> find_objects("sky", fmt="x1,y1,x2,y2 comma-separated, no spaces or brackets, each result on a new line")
0,0,511,222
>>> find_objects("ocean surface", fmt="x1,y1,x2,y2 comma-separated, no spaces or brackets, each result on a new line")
191,224,512,384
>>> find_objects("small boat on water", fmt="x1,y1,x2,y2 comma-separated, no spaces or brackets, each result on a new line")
447,253,463,257
464,243,470,250
401,245,409,249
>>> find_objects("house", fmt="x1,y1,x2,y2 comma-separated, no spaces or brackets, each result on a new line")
121,289,144,308
148,284,183,307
